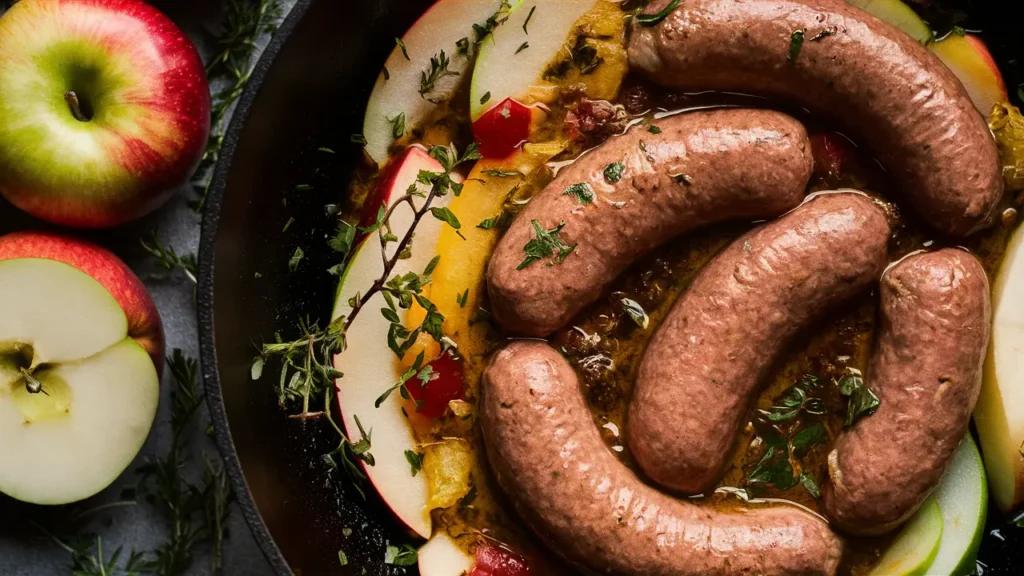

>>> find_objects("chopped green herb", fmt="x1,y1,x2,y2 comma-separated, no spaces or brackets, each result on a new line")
431,206,462,231
328,221,357,259
282,217,295,232
523,5,536,33
648,124,661,134
800,473,822,499
482,169,519,177
635,0,680,27
387,112,406,139
338,550,349,566
604,162,625,183
474,0,514,45
563,182,595,204
746,441,797,491
480,91,491,105
620,298,649,329
384,544,418,566
351,133,367,145
791,423,828,453
294,183,313,191
318,147,335,154
382,66,390,80
517,220,577,270
789,29,806,63
477,211,513,230
544,35,603,78
765,378,826,422
515,41,529,55
456,36,471,56
395,37,410,60
459,482,478,508
404,450,424,476
288,247,303,273
457,289,469,308
838,373,880,427
420,50,459,99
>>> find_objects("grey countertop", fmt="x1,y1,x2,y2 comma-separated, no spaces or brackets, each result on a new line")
0,1,296,574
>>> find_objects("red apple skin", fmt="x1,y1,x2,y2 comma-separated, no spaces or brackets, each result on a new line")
473,98,536,159
358,147,443,239
0,0,210,228
0,231,164,370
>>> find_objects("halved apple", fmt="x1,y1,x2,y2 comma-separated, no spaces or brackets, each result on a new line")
930,435,987,576
362,0,507,164
976,220,1024,513
332,146,461,538
847,0,933,44
868,497,943,576
418,532,475,576
0,258,159,505
930,34,1008,116
469,0,600,121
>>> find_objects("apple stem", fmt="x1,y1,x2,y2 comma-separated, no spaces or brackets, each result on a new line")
19,368,47,396
64,91,89,122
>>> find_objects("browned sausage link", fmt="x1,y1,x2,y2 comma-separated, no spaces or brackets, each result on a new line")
629,192,890,494
487,108,812,337
822,249,991,535
629,0,1002,237
481,341,843,576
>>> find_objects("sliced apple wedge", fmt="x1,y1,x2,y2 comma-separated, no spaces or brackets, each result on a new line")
332,147,461,538
868,497,943,576
930,435,987,576
469,0,598,120
418,532,475,576
930,34,1009,116
362,0,507,164
976,221,1024,513
0,258,159,505
847,0,933,44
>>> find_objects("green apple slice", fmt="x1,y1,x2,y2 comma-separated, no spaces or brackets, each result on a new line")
418,532,475,576
868,497,943,576
469,0,598,120
847,0,933,44
976,221,1024,513
0,259,159,505
332,149,460,538
930,435,987,576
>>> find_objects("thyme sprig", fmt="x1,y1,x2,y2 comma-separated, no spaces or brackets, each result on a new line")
191,0,285,213
253,143,481,492
140,231,198,285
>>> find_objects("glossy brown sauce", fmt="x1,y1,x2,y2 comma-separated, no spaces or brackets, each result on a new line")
346,75,1018,574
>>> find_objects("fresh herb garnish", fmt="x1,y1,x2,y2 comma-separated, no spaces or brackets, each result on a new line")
545,35,603,78
620,298,649,329
635,0,680,27
288,247,304,273
395,37,410,61
480,91,491,105
563,182,594,204
763,375,825,422
387,112,406,139
482,168,520,177
648,124,661,134
789,29,806,63
338,550,349,566
477,210,513,230
800,472,822,498
384,544,418,566
523,5,536,33
473,0,514,45
419,50,459,100
604,162,625,183
515,41,529,55
141,231,198,285
838,372,880,427
351,133,367,145
791,423,828,453
457,289,469,308
517,220,577,270
456,37,471,56
405,450,424,477
382,66,390,80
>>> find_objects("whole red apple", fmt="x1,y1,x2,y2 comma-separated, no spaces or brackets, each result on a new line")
0,0,211,228
0,231,163,505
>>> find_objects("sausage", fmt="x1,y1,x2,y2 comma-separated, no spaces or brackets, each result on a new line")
487,108,812,337
629,192,890,494
629,0,1002,237
481,341,843,576
821,249,991,535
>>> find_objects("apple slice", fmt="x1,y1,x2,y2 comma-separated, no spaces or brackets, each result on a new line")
868,497,943,576
976,220,1024,513
0,258,159,505
469,0,599,120
332,147,461,538
473,97,540,158
847,0,933,44
930,34,1009,116
930,435,987,576
418,532,475,576
362,0,507,164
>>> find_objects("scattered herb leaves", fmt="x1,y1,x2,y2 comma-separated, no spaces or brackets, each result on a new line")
563,182,594,204
420,50,459,100
515,41,529,55
635,0,680,27
838,373,880,427
604,162,625,183
480,91,491,105
523,6,536,33
387,112,406,139
517,220,577,270
648,124,661,134
395,37,410,60
405,450,424,477
789,29,806,63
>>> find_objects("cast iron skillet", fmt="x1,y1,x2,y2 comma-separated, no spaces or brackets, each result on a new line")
199,1,1024,574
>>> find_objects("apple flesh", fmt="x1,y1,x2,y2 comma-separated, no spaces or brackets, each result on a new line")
0,0,210,228
868,497,943,576
976,221,1024,513
418,533,475,576
930,435,988,575
469,0,599,121
0,258,159,505
333,148,462,538
362,0,506,164
847,0,933,44
930,34,1008,116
